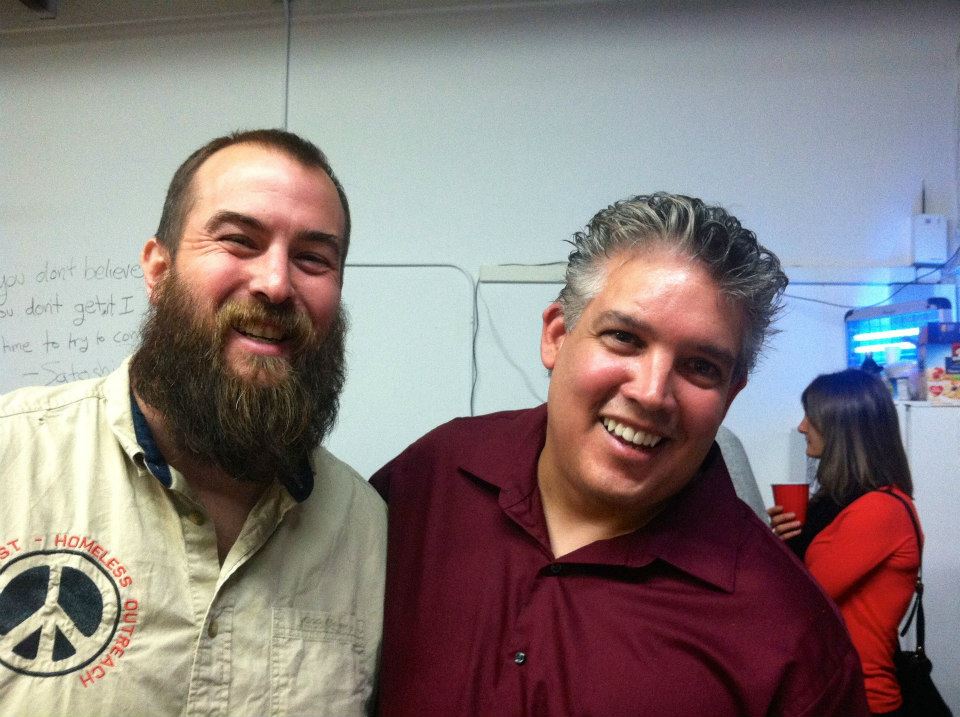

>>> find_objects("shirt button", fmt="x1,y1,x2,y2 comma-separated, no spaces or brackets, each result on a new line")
208,619,219,638
514,651,526,665
550,563,562,574
188,511,206,526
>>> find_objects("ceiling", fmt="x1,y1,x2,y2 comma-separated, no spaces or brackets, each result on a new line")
0,0,567,33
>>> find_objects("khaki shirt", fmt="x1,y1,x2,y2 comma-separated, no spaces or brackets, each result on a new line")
0,362,386,716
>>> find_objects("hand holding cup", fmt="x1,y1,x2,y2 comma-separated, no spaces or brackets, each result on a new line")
767,483,809,542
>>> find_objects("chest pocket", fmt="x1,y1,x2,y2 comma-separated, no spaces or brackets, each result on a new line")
270,607,367,716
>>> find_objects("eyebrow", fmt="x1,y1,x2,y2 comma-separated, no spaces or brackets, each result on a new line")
205,210,342,258
595,309,738,369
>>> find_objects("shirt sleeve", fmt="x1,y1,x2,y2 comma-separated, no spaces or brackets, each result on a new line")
775,602,872,717
804,493,913,601
788,643,871,717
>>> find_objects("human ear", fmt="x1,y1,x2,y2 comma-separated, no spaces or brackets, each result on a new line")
540,302,568,371
140,237,171,304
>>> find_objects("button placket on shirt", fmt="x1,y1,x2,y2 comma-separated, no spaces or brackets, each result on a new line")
510,561,565,670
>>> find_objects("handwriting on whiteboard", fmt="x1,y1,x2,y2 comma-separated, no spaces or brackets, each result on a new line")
0,255,147,392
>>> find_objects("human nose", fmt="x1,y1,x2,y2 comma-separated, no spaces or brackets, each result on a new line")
622,351,677,414
797,416,808,435
248,248,293,305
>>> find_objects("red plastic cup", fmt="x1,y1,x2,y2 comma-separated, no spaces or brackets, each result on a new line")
772,483,810,525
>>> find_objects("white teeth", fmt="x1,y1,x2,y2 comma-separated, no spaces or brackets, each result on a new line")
602,417,662,448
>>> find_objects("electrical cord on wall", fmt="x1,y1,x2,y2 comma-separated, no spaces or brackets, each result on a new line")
346,263,479,415
784,243,960,312
343,247,955,419
477,287,547,406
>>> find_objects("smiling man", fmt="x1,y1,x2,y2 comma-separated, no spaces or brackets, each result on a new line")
0,130,385,716
371,193,869,716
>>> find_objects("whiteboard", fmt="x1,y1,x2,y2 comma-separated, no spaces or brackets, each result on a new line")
0,253,147,392
2,0,959,481
329,264,474,476
0,257,474,479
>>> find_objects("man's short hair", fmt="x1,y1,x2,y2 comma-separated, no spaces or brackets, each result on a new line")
557,192,788,379
154,129,351,267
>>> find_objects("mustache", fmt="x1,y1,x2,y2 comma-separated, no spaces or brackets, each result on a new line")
214,299,316,354
129,270,348,487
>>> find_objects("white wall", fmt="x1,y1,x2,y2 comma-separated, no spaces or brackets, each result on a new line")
3,0,958,470
288,0,959,270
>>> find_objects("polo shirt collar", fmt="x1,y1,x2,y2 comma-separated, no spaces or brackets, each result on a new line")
457,403,743,593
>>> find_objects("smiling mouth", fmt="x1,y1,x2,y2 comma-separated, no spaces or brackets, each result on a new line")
601,417,663,448
235,323,287,344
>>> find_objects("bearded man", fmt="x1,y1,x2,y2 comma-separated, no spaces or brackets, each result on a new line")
0,130,385,716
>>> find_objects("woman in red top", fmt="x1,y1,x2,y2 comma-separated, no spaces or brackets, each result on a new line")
769,369,921,716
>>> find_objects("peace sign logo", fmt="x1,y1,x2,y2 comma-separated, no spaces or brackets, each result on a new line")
0,550,120,677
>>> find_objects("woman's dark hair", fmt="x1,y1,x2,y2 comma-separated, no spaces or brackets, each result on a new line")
802,368,912,503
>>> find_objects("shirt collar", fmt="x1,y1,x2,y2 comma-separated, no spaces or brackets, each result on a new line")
457,404,744,593
130,390,173,488
457,404,545,491
631,444,743,593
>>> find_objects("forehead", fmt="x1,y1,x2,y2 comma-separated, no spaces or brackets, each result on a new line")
588,249,744,353
188,143,345,234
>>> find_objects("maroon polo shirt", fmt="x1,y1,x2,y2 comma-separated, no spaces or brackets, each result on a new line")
370,405,868,717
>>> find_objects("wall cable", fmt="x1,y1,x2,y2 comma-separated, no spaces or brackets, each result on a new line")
346,262,479,415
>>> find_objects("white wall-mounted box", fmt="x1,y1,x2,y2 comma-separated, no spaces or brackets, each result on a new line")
912,214,949,266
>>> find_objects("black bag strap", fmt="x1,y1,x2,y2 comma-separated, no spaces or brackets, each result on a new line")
879,488,925,650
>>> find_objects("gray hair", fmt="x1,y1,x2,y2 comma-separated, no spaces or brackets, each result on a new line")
557,192,788,378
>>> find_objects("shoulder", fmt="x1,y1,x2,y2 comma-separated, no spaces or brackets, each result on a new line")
373,406,542,477
411,407,539,447
370,406,546,499
733,523,867,710
299,447,387,564
731,514,858,646
736,516,833,604
311,445,386,519
831,489,916,533
0,375,107,420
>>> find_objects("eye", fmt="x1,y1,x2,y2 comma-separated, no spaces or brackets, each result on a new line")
601,329,641,352
220,233,255,249
685,357,723,386
295,251,337,274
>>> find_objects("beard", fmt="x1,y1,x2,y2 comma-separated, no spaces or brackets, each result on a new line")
129,270,347,490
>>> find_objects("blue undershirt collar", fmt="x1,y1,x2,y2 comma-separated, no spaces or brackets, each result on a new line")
130,391,173,488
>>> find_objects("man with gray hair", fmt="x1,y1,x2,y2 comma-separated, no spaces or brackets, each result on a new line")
371,193,869,716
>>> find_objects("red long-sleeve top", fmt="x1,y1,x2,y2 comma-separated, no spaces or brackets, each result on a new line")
805,487,921,714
